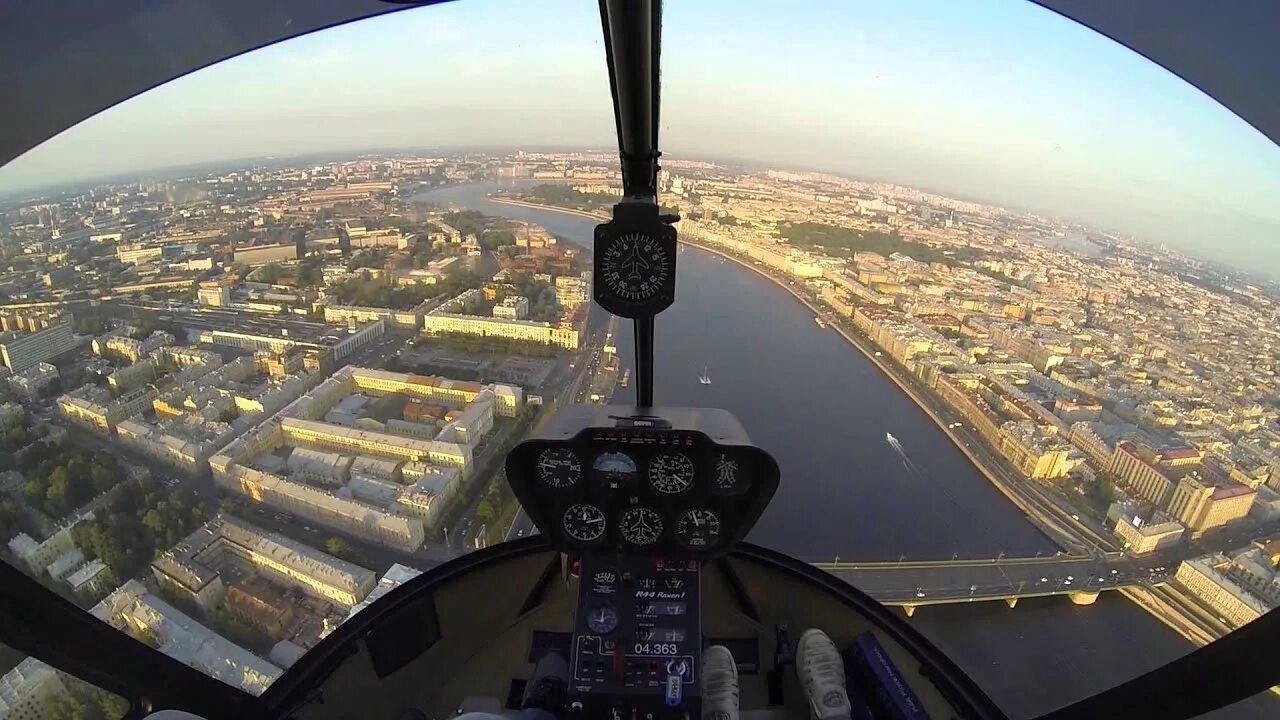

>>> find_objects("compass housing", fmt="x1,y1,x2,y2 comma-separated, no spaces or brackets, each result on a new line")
593,203,678,318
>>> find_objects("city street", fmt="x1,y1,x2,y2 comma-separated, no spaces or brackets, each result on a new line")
444,309,615,551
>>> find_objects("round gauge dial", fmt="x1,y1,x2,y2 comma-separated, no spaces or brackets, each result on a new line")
675,509,722,550
586,603,619,634
536,447,581,489
649,452,695,495
562,504,607,543
600,232,672,302
594,451,639,488
619,507,663,547
710,453,748,494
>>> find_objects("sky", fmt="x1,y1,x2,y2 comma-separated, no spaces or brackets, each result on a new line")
1,0,1278,278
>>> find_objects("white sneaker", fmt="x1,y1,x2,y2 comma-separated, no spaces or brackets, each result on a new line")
797,629,851,720
702,645,739,720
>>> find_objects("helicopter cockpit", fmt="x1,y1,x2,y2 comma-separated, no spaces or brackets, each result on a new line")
260,405,997,720
2,1,1280,720
236,3,1010,714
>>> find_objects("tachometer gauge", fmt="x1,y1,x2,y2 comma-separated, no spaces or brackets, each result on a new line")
536,447,581,489
648,452,695,495
619,507,663,547
675,509,722,550
562,503,607,543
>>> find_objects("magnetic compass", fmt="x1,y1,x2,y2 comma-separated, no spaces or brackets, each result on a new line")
593,209,677,317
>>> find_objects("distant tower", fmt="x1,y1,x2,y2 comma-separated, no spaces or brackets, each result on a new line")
337,224,352,257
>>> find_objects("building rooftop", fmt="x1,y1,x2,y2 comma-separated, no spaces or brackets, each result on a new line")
65,559,109,590
158,514,376,599
1212,484,1255,500
1184,555,1273,616
92,580,282,695
346,563,423,621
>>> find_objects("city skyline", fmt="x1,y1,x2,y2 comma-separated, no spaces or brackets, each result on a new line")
0,0,1278,278
0,145,1277,718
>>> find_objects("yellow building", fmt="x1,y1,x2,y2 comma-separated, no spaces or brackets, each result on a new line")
57,385,157,433
425,288,580,349
424,312,580,349
197,282,232,307
324,303,425,330
999,433,1071,479
212,465,425,552
1167,474,1255,534
281,417,472,469
1108,442,1173,506
349,366,522,417
1174,555,1270,629
1112,515,1184,554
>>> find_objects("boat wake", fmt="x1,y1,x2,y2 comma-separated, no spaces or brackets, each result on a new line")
886,432,921,475
884,431,1000,547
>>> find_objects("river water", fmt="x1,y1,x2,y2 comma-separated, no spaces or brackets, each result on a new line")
412,181,1277,719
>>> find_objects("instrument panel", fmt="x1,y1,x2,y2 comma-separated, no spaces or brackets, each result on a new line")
505,407,779,559
569,553,702,718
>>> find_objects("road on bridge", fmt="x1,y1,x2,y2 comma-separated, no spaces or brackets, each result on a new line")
819,555,1173,605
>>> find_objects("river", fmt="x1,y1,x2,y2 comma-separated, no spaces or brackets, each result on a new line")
412,181,1277,719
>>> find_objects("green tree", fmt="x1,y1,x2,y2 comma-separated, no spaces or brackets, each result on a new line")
296,260,322,287
45,693,88,720
481,229,517,249
3,423,26,449
347,250,387,271
474,499,495,524
1087,477,1117,505
0,498,21,539
253,263,282,284
46,475,69,514
92,688,130,720
141,509,166,535
442,210,490,237
24,476,48,506
324,537,353,560
89,464,117,493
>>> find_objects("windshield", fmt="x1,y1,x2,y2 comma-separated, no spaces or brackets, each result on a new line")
1,0,1279,718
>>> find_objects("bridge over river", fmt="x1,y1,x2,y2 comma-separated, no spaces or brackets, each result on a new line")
812,553,1171,615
